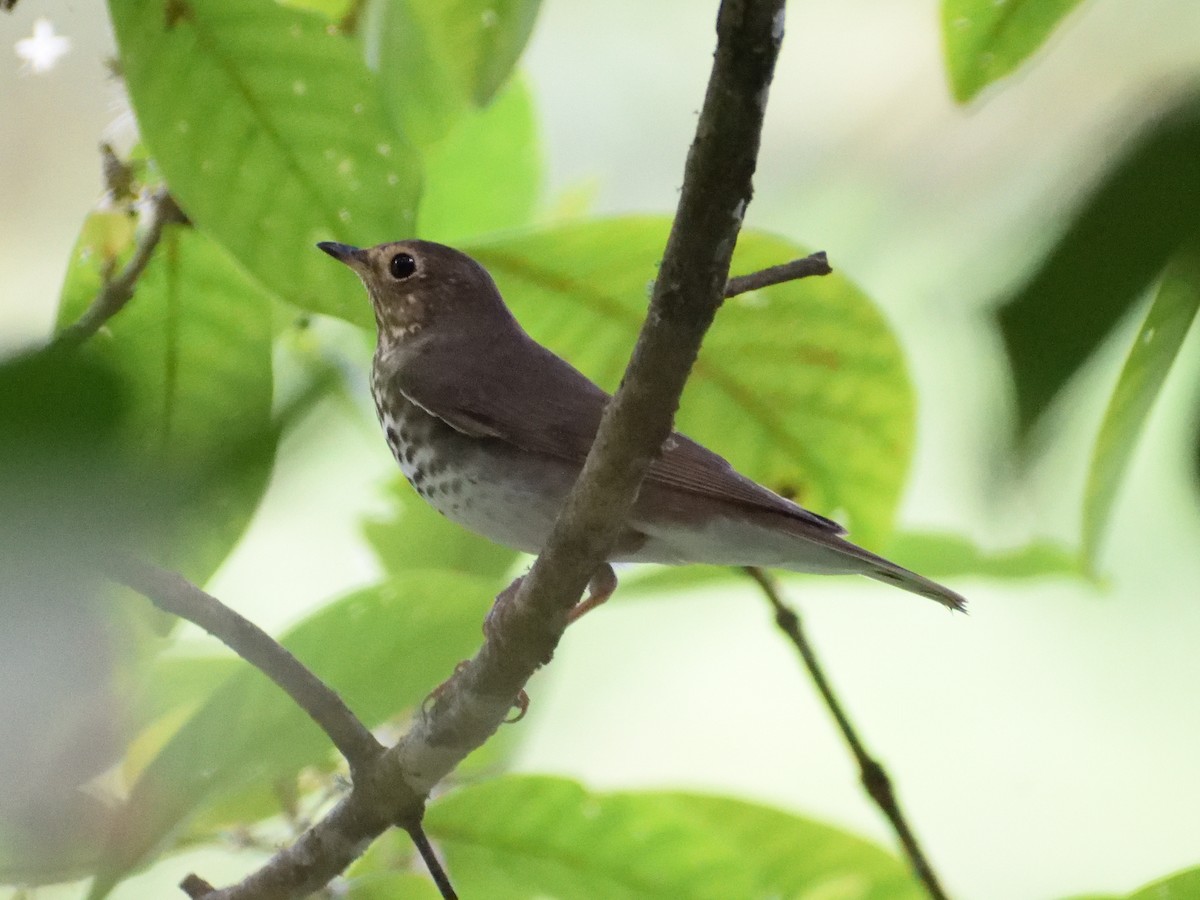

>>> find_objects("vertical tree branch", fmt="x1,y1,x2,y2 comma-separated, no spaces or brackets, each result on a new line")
744,567,950,900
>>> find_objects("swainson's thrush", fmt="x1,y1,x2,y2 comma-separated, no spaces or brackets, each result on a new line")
319,240,966,614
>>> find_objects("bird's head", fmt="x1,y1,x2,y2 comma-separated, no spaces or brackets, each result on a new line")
318,239,512,346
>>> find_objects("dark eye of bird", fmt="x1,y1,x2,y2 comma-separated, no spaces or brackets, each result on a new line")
389,253,416,280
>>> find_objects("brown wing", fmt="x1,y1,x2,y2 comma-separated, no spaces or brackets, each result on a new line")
390,330,843,534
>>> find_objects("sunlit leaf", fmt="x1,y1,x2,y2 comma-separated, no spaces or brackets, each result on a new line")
426,775,923,898
417,76,542,243
57,219,276,585
88,572,496,899
1083,246,1200,573
997,93,1200,438
108,0,421,326
941,0,1088,102
373,0,541,147
469,217,913,548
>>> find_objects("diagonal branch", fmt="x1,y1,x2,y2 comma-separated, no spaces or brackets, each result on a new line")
171,2,788,897
109,556,384,775
743,567,949,900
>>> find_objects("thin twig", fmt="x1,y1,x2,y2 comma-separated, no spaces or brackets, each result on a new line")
724,252,831,297
743,567,949,900
55,188,185,348
406,823,458,900
180,875,217,899
111,556,384,774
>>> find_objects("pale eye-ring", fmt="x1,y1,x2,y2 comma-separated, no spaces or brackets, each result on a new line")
389,252,416,279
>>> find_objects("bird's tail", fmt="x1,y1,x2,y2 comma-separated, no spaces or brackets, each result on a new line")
861,556,966,612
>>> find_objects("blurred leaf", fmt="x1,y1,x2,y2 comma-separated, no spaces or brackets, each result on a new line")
996,93,1200,438
1083,246,1200,573
280,0,353,18
469,217,914,548
108,0,421,327
1126,865,1200,899
883,531,1083,580
88,572,495,899
129,655,240,734
427,775,923,898
417,76,542,243
942,0,1088,102
373,0,541,147
57,219,276,586
0,352,145,886
342,871,444,899
364,474,520,580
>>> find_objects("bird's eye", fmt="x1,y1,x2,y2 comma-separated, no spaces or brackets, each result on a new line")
389,253,417,280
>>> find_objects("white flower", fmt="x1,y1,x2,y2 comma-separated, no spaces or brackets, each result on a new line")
15,18,71,74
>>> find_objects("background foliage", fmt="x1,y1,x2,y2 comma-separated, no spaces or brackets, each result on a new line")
3,0,1199,897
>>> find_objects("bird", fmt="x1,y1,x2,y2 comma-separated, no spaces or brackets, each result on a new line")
318,239,966,617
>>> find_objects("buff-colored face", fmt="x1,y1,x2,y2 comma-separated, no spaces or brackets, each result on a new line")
318,239,508,346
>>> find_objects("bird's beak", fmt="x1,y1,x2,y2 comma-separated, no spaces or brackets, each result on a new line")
317,241,366,268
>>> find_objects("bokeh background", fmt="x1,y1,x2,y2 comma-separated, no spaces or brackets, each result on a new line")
4,1,1200,897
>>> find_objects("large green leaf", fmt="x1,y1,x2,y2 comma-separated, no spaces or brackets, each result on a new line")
997,94,1200,438
468,217,913,548
88,571,496,899
1082,246,1200,573
108,0,422,326
941,0,1088,102
57,216,276,585
372,0,541,148
426,776,922,898
417,76,542,243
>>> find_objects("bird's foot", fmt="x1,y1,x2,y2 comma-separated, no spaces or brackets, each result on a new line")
567,563,619,623
422,660,530,723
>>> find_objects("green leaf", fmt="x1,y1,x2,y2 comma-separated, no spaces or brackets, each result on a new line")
616,530,1082,601
373,0,541,148
364,474,520,581
1126,865,1200,899
342,871,444,899
417,76,542,243
996,93,1200,438
1083,246,1200,572
883,531,1083,580
108,0,421,327
941,0,1088,102
57,219,276,585
88,572,495,899
469,217,913,547
426,775,922,898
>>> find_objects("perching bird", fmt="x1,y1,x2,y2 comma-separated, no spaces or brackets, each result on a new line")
319,240,966,616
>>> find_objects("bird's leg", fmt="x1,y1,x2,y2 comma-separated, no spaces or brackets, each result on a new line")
567,563,618,623
449,564,615,722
